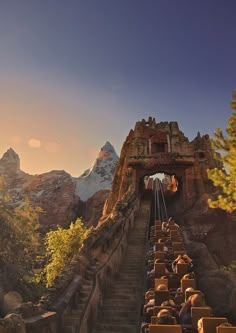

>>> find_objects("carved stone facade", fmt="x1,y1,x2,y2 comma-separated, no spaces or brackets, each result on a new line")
103,117,221,217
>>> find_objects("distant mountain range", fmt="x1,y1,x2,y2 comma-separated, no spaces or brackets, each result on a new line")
0,142,119,230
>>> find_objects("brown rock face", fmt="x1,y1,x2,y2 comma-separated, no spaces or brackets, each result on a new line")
181,194,236,265
83,189,110,227
180,194,236,324
24,171,83,231
0,150,82,232
183,227,236,324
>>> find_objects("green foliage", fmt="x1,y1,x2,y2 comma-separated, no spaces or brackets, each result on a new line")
207,90,236,213
44,218,92,287
0,177,42,297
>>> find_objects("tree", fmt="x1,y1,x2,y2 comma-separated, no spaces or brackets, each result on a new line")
0,177,42,296
44,218,92,287
207,89,236,213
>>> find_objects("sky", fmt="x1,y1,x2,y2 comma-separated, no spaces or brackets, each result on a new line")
0,0,235,176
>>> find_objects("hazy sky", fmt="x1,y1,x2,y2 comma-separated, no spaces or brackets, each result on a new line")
0,0,235,176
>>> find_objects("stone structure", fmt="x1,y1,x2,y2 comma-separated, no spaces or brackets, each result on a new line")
102,117,220,219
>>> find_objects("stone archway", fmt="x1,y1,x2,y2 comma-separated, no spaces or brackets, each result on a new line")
103,117,221,217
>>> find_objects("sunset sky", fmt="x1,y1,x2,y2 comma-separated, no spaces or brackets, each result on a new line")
0,1,236,176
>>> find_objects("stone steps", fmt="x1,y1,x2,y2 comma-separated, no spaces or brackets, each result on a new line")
92,200,150,333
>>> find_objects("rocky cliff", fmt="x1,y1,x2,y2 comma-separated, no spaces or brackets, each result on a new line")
0,142,119,231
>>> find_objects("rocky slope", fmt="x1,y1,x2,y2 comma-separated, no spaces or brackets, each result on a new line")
0,142,119,231
177,193,236,323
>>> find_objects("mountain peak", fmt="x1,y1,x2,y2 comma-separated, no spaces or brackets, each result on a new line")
98,141,118,161
2,147,19,160
103,141,114,149
0,148,20,171
75,142,119,201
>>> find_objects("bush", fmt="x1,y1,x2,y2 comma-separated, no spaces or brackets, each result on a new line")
44,218,92,287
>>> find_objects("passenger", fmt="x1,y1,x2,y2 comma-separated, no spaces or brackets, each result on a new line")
182,254,193,266
182,272,195,280
161,299,176,307
161,300,180,323
196,317,231,333
196,320,232,333
185,287,195,292
172,254,193,273
156,238,169,253
197,317,204,333
144,283,172,318
184,287,195,301
145,289,154,301
144,283,168,311
156,315,175,325
143,296,155,314
179,293,206,325
158,238,165,243
172,257,185,273
147,259,170,279
167,217,179,228
174,289,185,305
155,309,175,325
161,221,169,235
156,284,168,291
153,238,169,253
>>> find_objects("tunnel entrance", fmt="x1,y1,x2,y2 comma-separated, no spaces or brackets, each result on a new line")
141,172,181,226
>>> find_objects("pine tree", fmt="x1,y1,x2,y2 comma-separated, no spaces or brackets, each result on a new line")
207,89,236,213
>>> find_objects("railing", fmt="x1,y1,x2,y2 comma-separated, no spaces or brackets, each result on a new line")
78,194,138,333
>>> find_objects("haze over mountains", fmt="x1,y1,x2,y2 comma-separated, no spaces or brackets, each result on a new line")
0,142,119,230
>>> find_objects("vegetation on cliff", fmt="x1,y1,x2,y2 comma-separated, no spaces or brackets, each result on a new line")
0,177,42,300
0,176,92,306
44,218,92,287
207,89,236,213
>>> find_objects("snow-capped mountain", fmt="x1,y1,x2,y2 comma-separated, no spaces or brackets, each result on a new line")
74,141,119,201
0,142,119,230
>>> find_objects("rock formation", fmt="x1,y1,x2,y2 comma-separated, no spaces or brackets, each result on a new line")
0,142,119,232
83,189,110,227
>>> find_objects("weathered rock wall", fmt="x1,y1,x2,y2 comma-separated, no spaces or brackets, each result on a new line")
182,227,236,324
83,189,110,227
